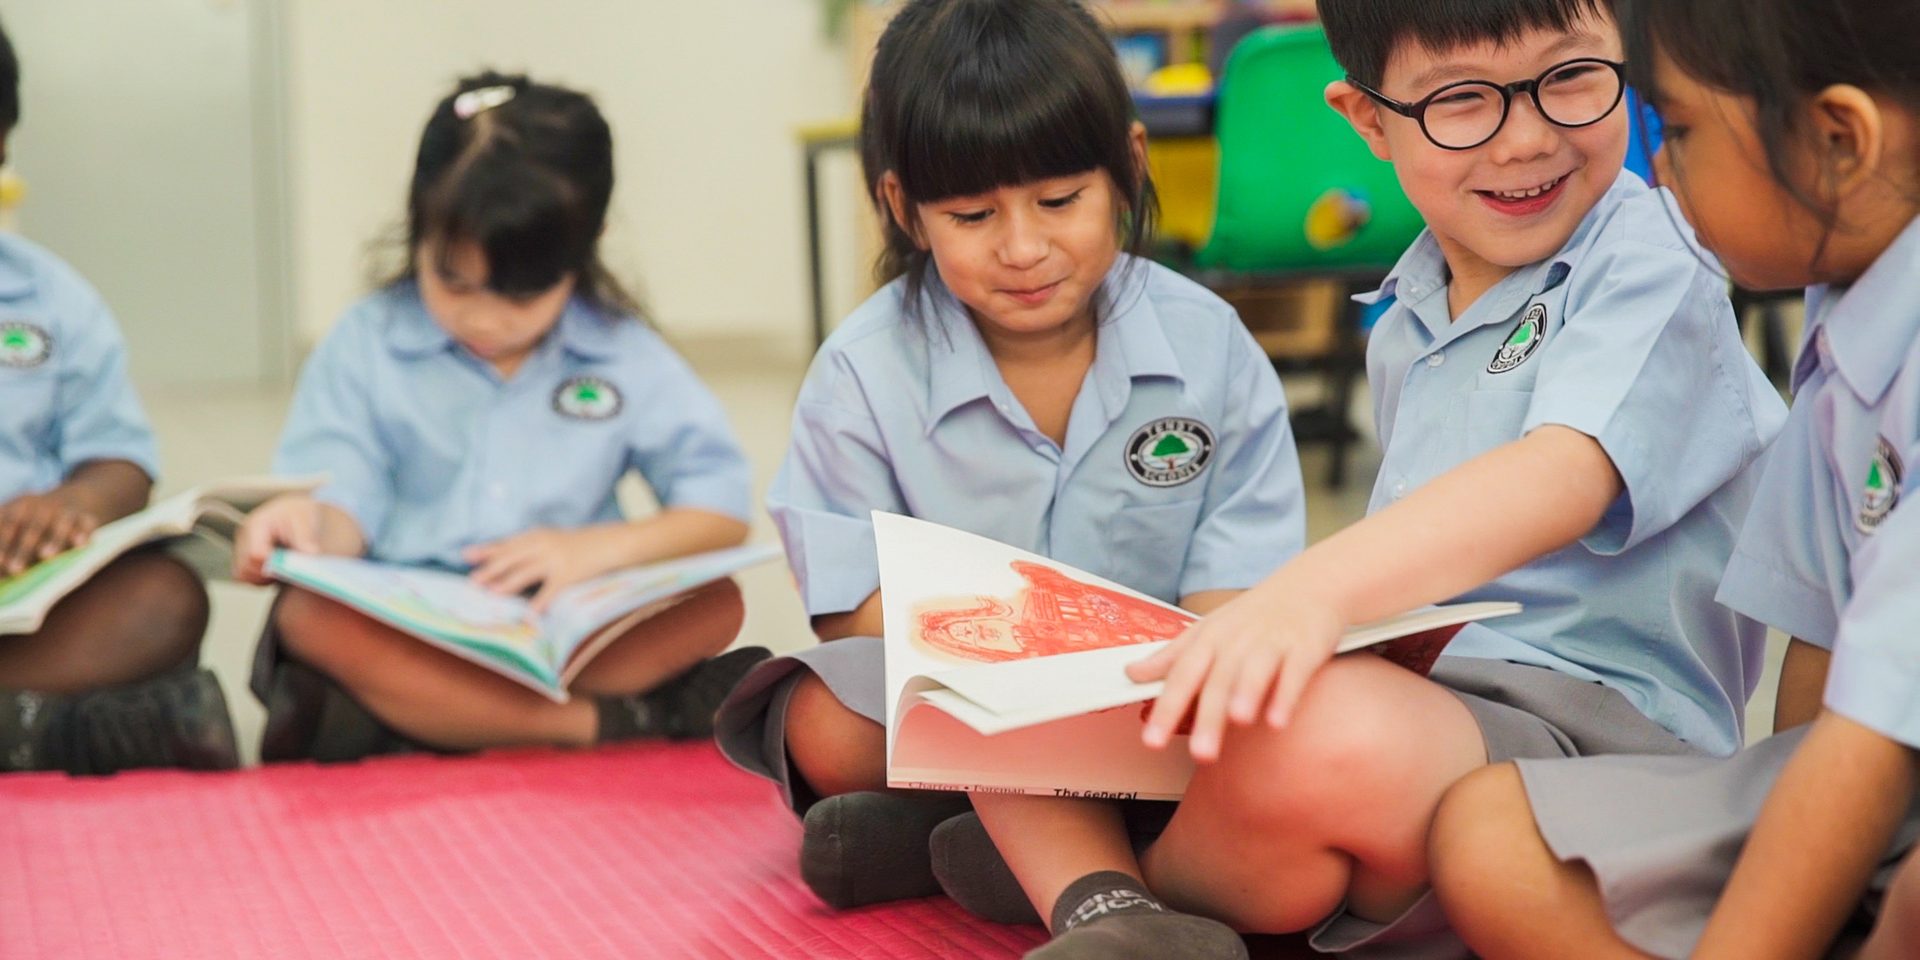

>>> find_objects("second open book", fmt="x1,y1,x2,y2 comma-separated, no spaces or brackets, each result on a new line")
876,512,1521,801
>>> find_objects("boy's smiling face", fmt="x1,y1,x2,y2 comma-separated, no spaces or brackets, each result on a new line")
1328,9,1628,306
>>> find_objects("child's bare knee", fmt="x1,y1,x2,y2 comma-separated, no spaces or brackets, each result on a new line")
784,671,883,797
101,552,209,663
1430,762,1532,899
274,589,365,673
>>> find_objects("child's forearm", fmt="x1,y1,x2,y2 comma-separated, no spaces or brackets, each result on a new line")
1773,639,1831,732
53,459,152,523
814,591,884,642
1693,712,1918,960
608,508,751,567
1265,425,1621,627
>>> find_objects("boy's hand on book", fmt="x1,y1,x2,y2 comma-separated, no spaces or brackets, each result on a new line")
0,493,98,576
1127,582,1346,762
233,494,326,584
465,527,623,612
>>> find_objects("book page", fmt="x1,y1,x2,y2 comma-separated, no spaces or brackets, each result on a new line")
266,552,562,697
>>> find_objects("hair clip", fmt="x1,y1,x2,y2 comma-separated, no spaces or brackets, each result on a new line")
453,85,517,120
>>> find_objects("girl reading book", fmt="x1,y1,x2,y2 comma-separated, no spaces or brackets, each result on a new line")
712,2,1307,956
234,72,766,760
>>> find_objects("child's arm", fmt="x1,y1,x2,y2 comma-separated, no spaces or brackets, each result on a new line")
232,494,367,584
0,459,151,575
1130,425,1622,760
1772,638,1831,732
814,591,885,641
1692,711,1918,960
466,508,750,610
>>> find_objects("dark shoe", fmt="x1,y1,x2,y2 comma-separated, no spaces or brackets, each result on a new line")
52,669,240,775
799,790,973,909
260,661,419,764
597,646,772,742
931,811,1043,925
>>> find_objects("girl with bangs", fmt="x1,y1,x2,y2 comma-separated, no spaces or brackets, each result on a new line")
234,72,766,761
715,2,1304,956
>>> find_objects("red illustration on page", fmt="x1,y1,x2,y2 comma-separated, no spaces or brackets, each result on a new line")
911,561,1195,664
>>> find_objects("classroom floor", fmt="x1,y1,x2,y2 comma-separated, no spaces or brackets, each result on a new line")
139,336,1784,765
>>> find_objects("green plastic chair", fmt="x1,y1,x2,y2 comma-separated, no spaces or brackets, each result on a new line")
1192,23,1427,486
1197,23,1425,273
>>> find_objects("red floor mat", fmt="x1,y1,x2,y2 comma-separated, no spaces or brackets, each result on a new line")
0,743,1047,959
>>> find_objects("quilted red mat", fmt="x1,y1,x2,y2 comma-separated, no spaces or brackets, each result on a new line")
0,743,1048,959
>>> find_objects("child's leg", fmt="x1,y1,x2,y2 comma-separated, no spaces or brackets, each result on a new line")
1428,763,1654,959
566,579,744,696
972,793,1138,922
1140,654,1486,933
784,669,887,797
1859,850,1920,960
276,580,747,751
0,548,208,692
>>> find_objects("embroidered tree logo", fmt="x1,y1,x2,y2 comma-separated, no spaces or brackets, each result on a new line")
0,323,50,368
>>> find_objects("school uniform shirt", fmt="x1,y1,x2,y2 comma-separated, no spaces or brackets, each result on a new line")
1357,170,1787,757
1716,215,1920,750
769,255,1306,613
0,234,158,503
273,282,754,569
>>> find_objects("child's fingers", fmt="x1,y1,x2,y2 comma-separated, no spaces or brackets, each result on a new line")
1227,645,1284,725
284,504,322,555
233,521,275,584
1187,651,1253,762
1126,633,1187,682
1264,648,1327,729
1142,643,1214,748
471,555,543,595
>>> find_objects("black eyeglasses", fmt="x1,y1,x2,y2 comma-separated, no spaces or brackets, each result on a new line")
1349,58,1627,151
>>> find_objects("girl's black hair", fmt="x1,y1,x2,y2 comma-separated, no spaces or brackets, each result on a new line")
1620,0,1920,238
384,70,639,316
860,0,1157,325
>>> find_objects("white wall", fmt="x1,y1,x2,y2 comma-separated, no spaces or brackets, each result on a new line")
285,0,854,353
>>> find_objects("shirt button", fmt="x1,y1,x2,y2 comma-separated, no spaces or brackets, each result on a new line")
1426,352,1446,368
1393,480,1407,499
489,483,508,500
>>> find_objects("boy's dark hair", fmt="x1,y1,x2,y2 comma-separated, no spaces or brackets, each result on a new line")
860,0,1157,325
0,15,19,131
385,70,638,316
1621,0,1920,244
1321,0,1614,89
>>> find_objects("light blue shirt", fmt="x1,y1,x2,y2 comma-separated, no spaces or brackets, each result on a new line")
1716,215,1920,749
769,256,1306,614
0,234,158,502
274,283,754,569
1359,172,1787,756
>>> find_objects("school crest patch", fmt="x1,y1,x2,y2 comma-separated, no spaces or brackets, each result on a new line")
1856,437,1903,535
1487,303,1547,374
0,322,51,368
552,376,622,420
1125,417,1215,488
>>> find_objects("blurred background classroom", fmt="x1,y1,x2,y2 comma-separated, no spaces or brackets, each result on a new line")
0,0,1796,761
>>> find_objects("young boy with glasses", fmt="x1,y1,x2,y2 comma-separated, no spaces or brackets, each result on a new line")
1107,1,1788,955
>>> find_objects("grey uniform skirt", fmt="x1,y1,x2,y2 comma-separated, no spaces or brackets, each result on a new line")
1513,723,1920,959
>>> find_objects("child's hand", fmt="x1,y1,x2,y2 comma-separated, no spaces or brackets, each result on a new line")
233,494,327,584
1126,582,1347,762
465,527,625,612
0,493,98,577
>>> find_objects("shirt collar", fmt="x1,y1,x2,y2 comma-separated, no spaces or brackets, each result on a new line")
1804,214,1920,404
1355,169,1642,332
923,257,1184,430
383,282,619,362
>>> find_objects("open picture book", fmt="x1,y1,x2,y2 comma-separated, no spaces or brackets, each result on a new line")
0,475,321,635
875,512,1523,800
265,543,782,702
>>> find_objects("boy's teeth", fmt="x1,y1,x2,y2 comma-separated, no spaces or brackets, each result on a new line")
1492,177,1561,200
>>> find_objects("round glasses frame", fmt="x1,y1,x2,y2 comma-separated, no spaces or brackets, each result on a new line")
1347,58,1628,151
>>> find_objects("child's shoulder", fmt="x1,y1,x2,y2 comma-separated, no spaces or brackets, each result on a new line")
1564,172,1708,268
1122,255,1246,340
0,233,109,319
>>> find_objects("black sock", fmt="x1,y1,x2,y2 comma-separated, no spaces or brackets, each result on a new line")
929,811,1042,925
1051,871,1165,933
1033,870,1248,960
799,790,971,909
